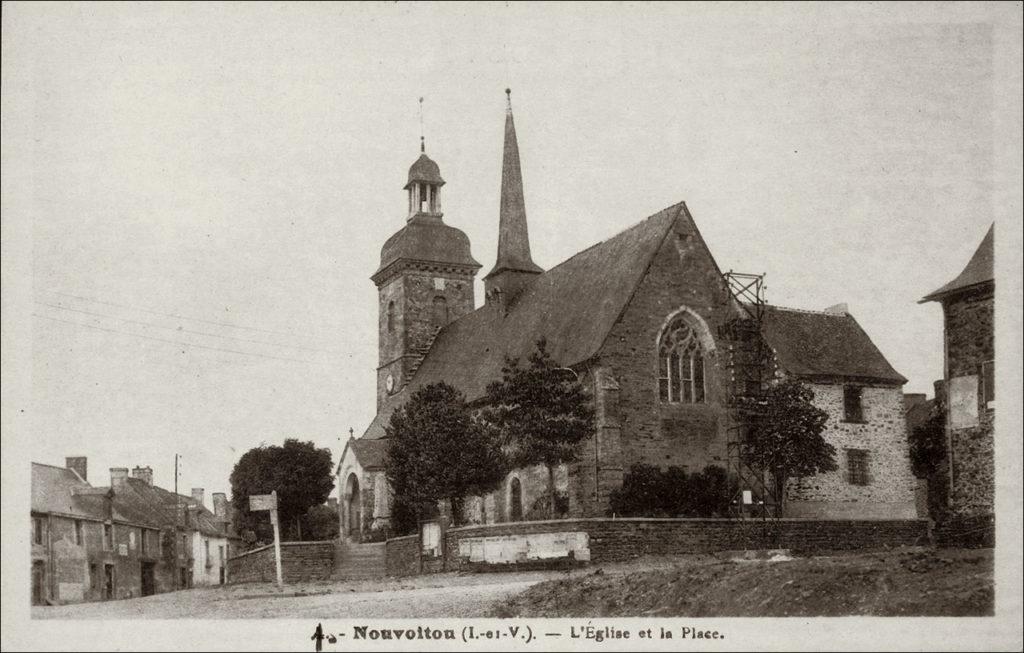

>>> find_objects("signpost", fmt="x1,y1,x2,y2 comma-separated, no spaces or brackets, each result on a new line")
249,491,283,587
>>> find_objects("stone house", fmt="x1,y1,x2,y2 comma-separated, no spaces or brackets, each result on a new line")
920,225,994,543
336,95,917,540
30,457,238,605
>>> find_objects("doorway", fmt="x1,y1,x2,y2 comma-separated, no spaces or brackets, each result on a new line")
346,473,362,540
103,564,114,600
140,562,155,597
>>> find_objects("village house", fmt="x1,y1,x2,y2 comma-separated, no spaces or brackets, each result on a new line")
336,94,918,541
30,457,239,605
920,225,995,545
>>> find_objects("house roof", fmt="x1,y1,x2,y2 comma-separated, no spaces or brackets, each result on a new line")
361,203,683,440
760,306,907,385
356,200,908,446
921,224,994,302
346,437,389,470
31,462,236,538
31,463,105,519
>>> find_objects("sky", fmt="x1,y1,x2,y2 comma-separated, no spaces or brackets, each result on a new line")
3,2,1017,504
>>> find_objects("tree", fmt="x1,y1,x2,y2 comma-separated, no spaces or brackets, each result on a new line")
740,379,835,515
908,396,948,520
303,504,340,541
609,463,734,517
385,382,505,529
229,439,335,544
481,338,595,518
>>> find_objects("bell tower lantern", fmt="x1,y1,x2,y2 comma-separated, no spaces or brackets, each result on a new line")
371,138,481,410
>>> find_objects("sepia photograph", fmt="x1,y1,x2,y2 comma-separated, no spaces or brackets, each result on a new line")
2,2,1022,651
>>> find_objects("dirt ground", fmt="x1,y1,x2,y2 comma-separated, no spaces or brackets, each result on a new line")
32,548,992,619
491,547,994,618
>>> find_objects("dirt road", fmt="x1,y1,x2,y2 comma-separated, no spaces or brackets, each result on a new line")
31,569,561,619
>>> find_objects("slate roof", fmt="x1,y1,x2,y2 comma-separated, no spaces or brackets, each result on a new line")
345,437,389,470
356,200,908,445
31,463,104,519
760,306,907,385
921,224,994,302
361,203,683,439
405,152,445,188
373,214,481,282
31,462,236,538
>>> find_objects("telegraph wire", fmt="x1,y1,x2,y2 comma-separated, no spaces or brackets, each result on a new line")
33,313,318,365
41,289,322,340
34,300,337,355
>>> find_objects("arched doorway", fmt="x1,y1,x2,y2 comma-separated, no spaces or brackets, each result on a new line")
346,474,362,540
509,477,523,522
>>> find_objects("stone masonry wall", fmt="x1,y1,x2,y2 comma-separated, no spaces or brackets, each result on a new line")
376,269,476,409
382,518,928,577
227,541,334,584
593,217,735,516
786,383,918,519
943,287,994,518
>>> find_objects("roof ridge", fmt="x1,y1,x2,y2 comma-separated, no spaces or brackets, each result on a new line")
765,304,850,317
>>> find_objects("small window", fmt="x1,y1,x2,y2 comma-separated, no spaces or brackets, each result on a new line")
141,529,148,555
847,449,870,486
103,523,113,550
843,385,864,422
33,517,44,545
386,301,395,333
981,360,994,407
219,545,225,563
432,296,448,327
74,520,83,546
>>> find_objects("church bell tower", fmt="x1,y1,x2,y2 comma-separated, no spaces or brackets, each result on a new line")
370,137,481,409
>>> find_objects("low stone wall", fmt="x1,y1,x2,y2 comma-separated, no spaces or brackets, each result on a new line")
934,513,995,549
384,535,419,577
227,541,335,584
383,517,929,576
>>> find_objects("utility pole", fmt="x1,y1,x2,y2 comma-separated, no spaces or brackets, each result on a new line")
174,453,181,590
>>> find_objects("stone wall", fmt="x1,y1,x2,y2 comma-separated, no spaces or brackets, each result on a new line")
376,269,476,409
592,217,734,516
384,535,419,576
383,517,929,576
786,383,918,519
942,287,994,518
227,541,334,584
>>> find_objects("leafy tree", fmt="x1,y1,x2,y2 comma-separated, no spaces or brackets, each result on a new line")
739,379,835,515
908,396,948,519
229,439,335,544
303,503,340,541
385,382,505,528
482,338,595,518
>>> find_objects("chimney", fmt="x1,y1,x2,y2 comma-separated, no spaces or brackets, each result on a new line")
824,303,849,315
933,379,946,402
327,497,338,512
191,488,205,508
212,492,228,521
110,467,129,487
131,466,153,486
66,457,88,482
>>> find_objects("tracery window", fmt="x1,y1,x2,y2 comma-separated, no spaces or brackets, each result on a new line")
658,316,706,403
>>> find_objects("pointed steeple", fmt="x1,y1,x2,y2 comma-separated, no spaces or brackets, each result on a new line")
485,90,542,306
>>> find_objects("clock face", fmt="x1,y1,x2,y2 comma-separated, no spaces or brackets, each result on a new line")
385,374,395,392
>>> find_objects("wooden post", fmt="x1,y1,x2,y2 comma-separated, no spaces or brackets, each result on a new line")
271,490,283,588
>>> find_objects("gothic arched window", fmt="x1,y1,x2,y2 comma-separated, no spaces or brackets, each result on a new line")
658,316,707,404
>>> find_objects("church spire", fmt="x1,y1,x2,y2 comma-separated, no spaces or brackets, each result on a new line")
485,89,542,300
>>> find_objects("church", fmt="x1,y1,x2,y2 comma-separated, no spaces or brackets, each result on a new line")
336,93,918,541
